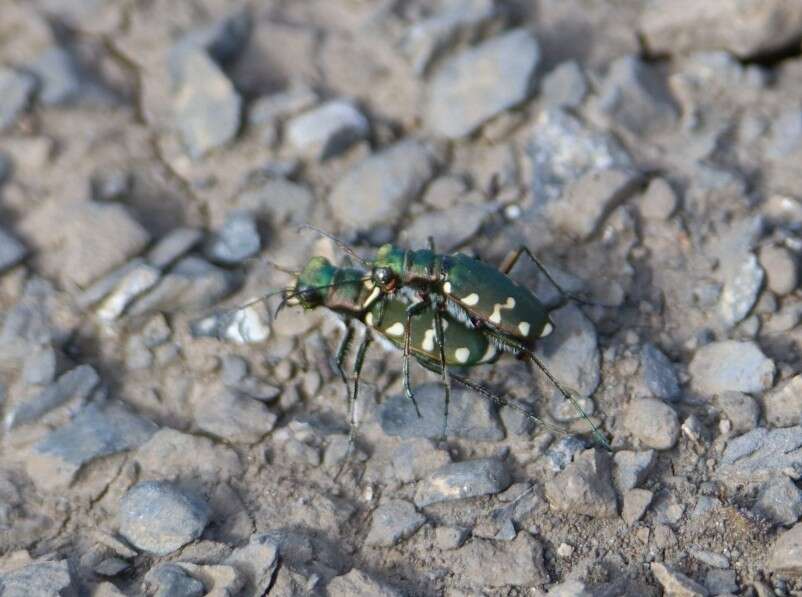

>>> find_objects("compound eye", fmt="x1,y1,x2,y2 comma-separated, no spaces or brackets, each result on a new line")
375,267,393,285
298,287,319,303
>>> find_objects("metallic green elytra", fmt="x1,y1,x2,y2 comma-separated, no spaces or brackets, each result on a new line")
366,298,499,368
370,245,554,350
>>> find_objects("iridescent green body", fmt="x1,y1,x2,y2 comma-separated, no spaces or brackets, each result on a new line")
371,245,554,350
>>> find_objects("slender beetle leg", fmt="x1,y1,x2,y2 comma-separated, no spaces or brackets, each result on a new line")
432,296,451,441
333,323,354,400
403,300,429,418
334,331,372,481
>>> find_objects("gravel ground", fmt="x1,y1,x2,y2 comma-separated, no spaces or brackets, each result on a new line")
1,1,802,595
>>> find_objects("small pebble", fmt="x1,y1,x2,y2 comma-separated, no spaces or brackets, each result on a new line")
144,563,205,597
622,489,653,525
0,67,37,130
689,340,775,396
614,449,656,492
759,244,798,296
715,391,760,433
769,522,802,575
327,569,403,597
650,562,708,597
365,499,426,547
623,398,680,450
414,458,511,507
754,476,802,526
764,374,802,427
285,99,369,160
0,226,28,273
435,526,469,550
641,343,681,401
540,60,588,109
640,177,678,220
719,253,764,327
545,449,617,518
205,211,260,265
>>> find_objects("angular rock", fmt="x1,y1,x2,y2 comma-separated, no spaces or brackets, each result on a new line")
225,533,280,596
622,488,653,525
640,177,679,221
144,563,205,597
593,56,677,135
119,480,210,556
526,108,632,204
540,60,588,109
715,391,760,434
328,139,437,230
651,562,709,597
204,211,260,265
21,345,58,386
546,167,640,240
136,428,243,482
190,304,270,345
379,383,504,441
415,458,511,507
5,364,100,429
705,569,738,594
28,46,83,106
689,341,775,396
193,387,276,444
28,401,157,489
760,244,798,296
755,476,802,526
614,449,656,493
365,499,426,547
641,0,802,59
716,426,802,489
174,51,242,158
623,398,680,450
0,559,73,596
424,29,539,139
719,253,764,326
390,438,452,483
769,522,802,575
641,343,681,401
535,303,600,398
445,533,547,587
0,226,27,272
0,67,36,130
175,563,243,595
403,204,490,251
96,262,162,321
285,100,368,160
237,178,315,226
327,569,402,597
146,227,204,269
545,449,618,518
764,375,802,428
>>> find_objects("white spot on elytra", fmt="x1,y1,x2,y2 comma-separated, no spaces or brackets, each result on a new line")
539,322,554,337
422,329,436,352
454,347,470,363
518,321,531,337
363,285,381,308
365,312,374,326
462,293,479,306
386,322,405,336
489,297,516,324
443,281,452,294
480,344,497,363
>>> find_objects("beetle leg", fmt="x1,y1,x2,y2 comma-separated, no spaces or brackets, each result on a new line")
432,298,451,441
403,300,429,418
334,330,372,482
333,323,354,399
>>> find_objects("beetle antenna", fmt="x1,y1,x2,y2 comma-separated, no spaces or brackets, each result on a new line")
298,224,369,267
262,257,301,276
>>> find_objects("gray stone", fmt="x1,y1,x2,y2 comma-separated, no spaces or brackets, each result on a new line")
715,391,760,433
136,428,243,482
96,262,162,321
755,476,802,526
614,449,656,492
146,227,203,269
28,46,82,105
403,204,490,251
650,562,709,597
623,398,680,450
759,244,798,296
547,580,593,597
328,139,437,230
0,227,27,272
174,51,242,158
327,569,403,597
765,375,802,428
719,253,764,326
415,458,511,507
28,401,157,489
622,488,653,525
249,85,318,127
22,345,57,386
434,526,469,550
545,435,587,472
169,9,252,81
716,426,802,489
130,257,237,314
401,0,501,76
141,314,172,348
225,533,280,596
641,343,681,401
640,0,802,59
540,60,588,109
765,301,802,334
640,177,679,221
446,533,547,587
125,335,152,370
593,56,677,135
0,559,73,597
175,563,243,595
285,100,369,160
144,563,205,597
691,549,730,569
545,167,640,240
5,364,100,429
769,522,802,575
233,377,280,402
365,499,426,547
545,449,618,518
0,278,55,348
194,387,277,444
705,569,738,595
204,211,260,265
237,178,315,226
535,303,600,398
526,108,632,204
93,557,130,577
190,304,270,345
0,67,36,130
221,354,248,385
119,480,210,556
379,383,504,441
689,341,775,396
424,29,539,139
390,438,452,483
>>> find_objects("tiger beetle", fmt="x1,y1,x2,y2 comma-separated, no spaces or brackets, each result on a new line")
298,225,611,451
277,255,593,478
